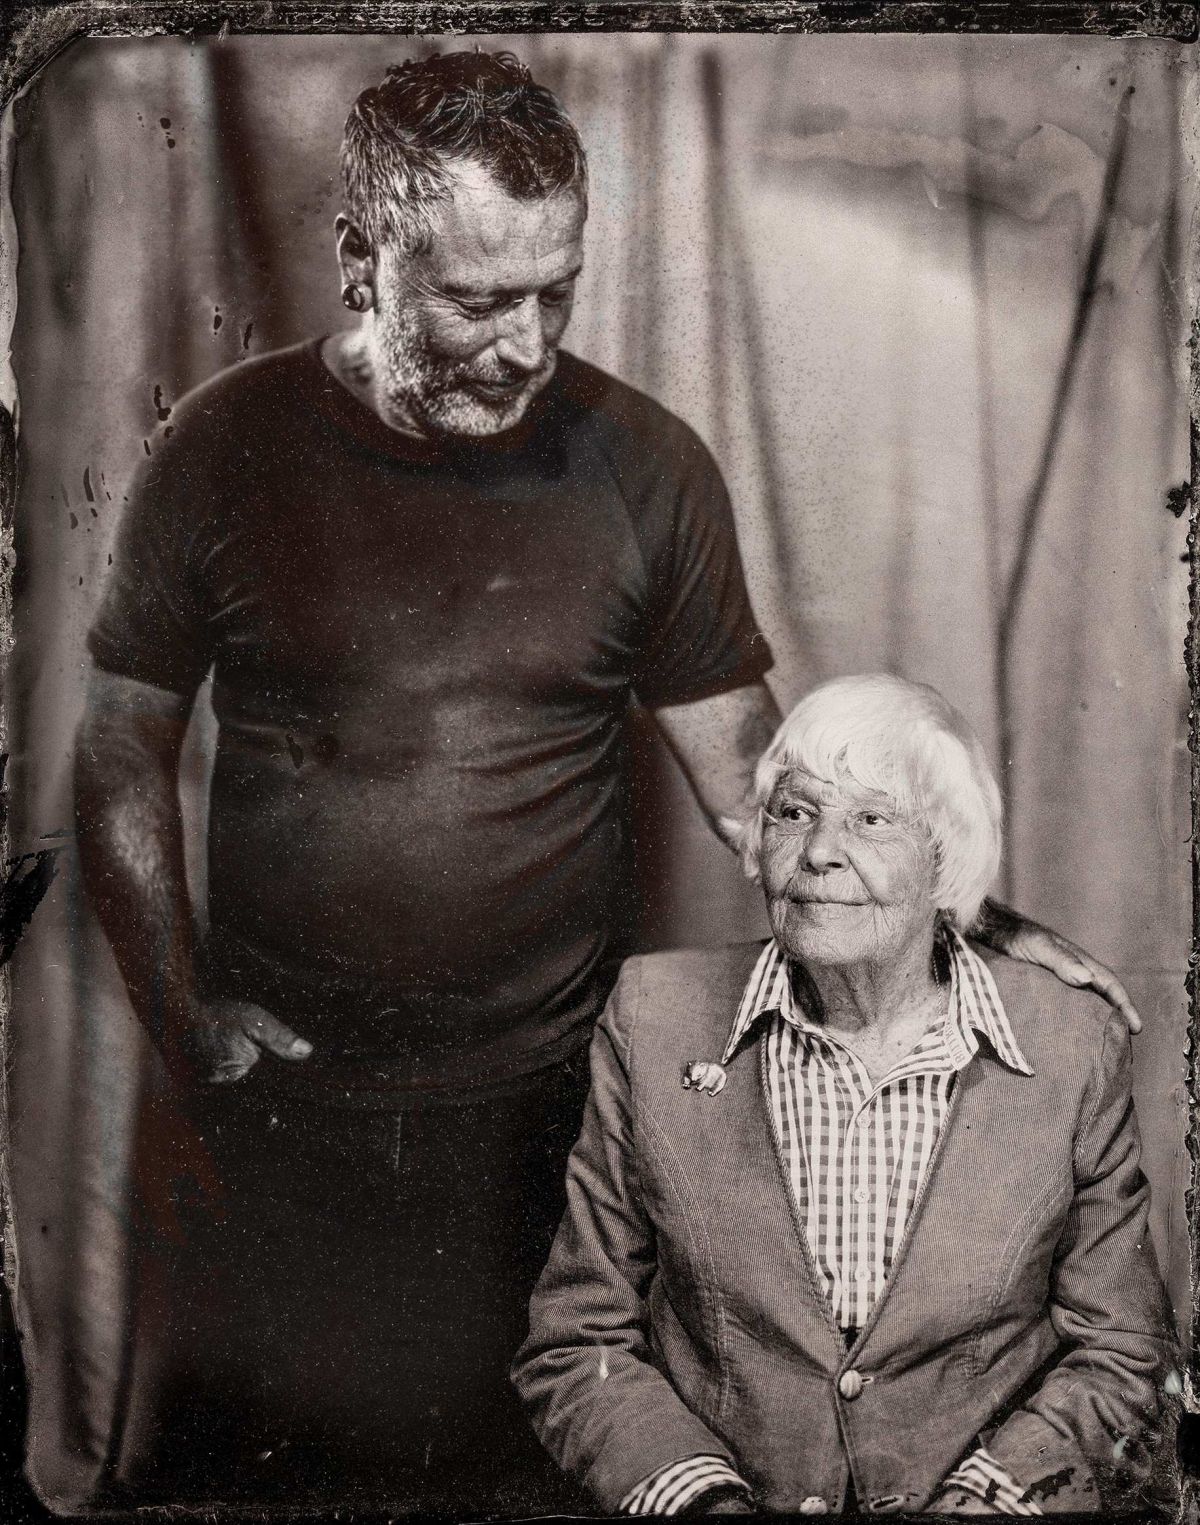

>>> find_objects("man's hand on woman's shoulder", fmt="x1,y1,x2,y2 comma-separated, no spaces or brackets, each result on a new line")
972,898,1139,1033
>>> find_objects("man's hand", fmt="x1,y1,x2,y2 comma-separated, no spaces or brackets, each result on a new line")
173,996,313,1085
974,899,1140,1034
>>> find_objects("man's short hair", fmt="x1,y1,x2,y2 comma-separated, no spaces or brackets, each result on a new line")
739,673,1003,930
341,50,588,255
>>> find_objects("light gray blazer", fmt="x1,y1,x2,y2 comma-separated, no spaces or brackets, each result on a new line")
512,943,1175,1514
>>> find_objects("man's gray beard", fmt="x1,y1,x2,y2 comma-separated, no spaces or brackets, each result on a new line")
369,300,550,439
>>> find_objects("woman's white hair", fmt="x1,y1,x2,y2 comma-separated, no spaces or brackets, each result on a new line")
740,674,1002,930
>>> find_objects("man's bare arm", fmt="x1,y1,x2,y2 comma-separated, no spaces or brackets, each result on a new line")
650,678,1138,1032
74,665,312,1082
647,680,781,849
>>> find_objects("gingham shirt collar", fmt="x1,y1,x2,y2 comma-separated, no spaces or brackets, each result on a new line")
721,925,1034,1077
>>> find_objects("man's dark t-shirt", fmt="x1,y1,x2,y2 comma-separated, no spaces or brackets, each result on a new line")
89,342,771,1096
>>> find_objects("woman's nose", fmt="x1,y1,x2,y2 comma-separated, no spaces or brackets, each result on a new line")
801,814,847,872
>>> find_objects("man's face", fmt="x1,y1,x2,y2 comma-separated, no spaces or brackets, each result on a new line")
371,160,586,438
759,770,938,970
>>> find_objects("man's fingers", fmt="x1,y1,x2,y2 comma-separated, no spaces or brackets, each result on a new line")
1009,927,1089,985
211,1057,258,1084
1045,934,1142,1035
205,1029,261,1084
1072,957,1142,1035
243,1007,313,1061
1012,927,1142,1036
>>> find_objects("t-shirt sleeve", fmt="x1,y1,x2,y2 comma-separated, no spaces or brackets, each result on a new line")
631,426,773,708
87,412,217,696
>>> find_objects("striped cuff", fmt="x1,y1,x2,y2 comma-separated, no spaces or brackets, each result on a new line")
942,1446,1044,1515
620,1454,752,1515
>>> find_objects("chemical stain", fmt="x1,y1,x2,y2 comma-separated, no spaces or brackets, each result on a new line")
68,512,78,529
153,385,172,421
143,439,151,456
0,846,62,967
1026,1466,1075,1502
242,320,254,351
285,734,304,770
83,466,95,503
213,306,223,333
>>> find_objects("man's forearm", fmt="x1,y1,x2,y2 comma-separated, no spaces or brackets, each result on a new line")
75,707,199,1053
650,680,782,849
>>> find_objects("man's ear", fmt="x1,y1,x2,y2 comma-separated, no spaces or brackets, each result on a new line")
335,215,376,289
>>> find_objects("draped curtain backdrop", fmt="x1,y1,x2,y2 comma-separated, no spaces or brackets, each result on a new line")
5,32,1192,1510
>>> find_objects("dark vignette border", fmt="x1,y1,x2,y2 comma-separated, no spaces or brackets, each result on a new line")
0,1,1194,1520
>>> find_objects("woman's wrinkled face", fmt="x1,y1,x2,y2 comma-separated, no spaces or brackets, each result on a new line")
759,768,939,970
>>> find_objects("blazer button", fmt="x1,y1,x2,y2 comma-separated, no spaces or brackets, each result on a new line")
838,1369,864,1400
799,1498,828,1514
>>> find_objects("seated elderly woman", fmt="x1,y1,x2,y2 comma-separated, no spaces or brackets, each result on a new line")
512,674,1175,1517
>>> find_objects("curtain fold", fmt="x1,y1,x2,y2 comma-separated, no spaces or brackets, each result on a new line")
6,32,1190,1509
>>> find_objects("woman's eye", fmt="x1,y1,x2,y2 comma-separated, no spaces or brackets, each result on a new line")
539,288,572,308
778,804,810,822
856,811,889,829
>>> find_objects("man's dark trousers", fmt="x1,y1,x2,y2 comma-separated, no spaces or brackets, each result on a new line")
125,1050,591,1512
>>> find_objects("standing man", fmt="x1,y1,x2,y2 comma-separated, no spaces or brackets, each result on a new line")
75,51,1136,1511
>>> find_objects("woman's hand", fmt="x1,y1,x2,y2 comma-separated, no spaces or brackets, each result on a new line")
693,1493,755,1515
927,1486,998,1514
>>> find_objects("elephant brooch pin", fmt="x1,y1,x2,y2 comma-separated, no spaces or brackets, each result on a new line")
681,1060,727,1096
